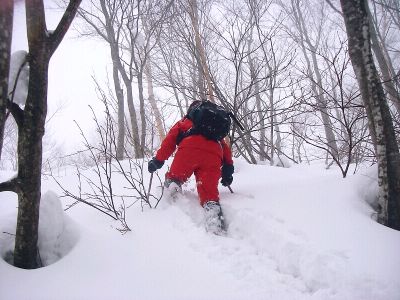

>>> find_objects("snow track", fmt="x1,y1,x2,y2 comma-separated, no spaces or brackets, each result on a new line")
1,161,399,300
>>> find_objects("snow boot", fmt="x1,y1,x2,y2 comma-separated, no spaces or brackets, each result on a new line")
164,178,182,200
203,201,226,236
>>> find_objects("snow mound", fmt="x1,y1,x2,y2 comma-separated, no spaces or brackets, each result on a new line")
38,190,79,266
0,190,79,266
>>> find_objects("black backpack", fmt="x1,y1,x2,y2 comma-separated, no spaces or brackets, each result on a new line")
186,100,231,141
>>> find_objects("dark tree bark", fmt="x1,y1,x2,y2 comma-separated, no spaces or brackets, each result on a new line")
0,0,81,269
0,0,13,161
340,0,400,230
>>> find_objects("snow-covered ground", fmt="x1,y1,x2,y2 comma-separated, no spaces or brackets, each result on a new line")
1,160,399,300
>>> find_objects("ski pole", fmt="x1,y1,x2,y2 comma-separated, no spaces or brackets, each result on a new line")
146,172,154,205
227,185,234,193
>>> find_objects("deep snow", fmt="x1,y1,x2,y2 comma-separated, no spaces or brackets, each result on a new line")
0,160,399,300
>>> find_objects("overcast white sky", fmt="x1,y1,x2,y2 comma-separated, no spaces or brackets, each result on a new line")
12,1,110,153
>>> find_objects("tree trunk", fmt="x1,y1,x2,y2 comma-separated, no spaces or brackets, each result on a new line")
80,0,128,160
341,0,400,230
137,71,146,156
14,55,49,268
0,0,13,161
366,5,400,115
294,0,339,161
145,61,165,140
111,62,125,160
107,41,125,160
5,0,81,269
188,0,214,102
253,64,267,162
125,83,142,157
95,0,142,158
142,16,165,141
247,33,267,162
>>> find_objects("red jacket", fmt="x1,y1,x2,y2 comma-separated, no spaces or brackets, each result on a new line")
155,118,233,165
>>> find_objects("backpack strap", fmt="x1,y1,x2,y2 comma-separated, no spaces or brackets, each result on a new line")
176,127,199,145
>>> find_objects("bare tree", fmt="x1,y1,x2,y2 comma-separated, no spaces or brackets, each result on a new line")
153,1,203,113
374,0,400,32
188,0,215,101
0,0,81,269
205,0,295,164
144,50,166,141
340,0,400,229
327,0,400,123
78,0,172,158
368,5,400,116
51,86,164,234
127,0,172,154
77,0,137,159
286,0,340,163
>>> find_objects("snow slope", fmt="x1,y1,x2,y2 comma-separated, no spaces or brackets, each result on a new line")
1,160,399,300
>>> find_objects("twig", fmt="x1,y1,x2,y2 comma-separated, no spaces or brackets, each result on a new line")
2,232,16,236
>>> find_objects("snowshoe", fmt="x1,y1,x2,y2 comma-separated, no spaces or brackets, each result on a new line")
203,201,227,236
164,178,182,200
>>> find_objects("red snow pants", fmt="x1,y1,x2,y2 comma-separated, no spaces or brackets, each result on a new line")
166,147,221,206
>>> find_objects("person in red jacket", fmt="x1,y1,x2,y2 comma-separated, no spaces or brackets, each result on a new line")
148,101,234,234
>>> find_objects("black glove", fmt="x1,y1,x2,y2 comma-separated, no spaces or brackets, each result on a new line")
148,158,164,173
221,164,234,186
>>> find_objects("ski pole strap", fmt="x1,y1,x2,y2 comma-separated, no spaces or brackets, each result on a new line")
228,112,244,131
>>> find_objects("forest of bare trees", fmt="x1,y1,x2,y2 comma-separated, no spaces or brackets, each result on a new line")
0,0,399,268
71,0,399,228
65,0,399,167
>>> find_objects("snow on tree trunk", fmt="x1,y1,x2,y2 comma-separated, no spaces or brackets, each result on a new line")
8,51,29,106
341,0,400,230
0,0,13,161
